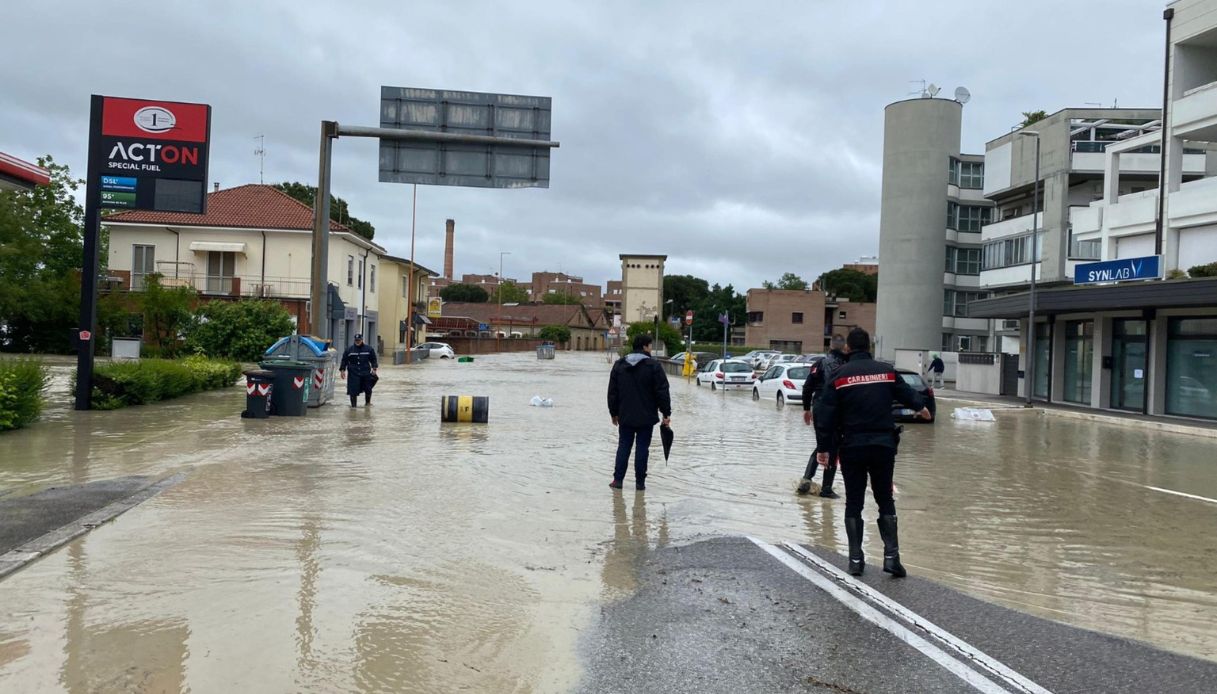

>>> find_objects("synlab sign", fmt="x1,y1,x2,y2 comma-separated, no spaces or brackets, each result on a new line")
89,95,211,213
1074,255,1162,285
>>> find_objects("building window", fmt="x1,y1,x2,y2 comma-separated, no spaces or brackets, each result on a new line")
1165,317,1217,419
983,232,1044,270
747,311,764,324
369,265,376,293
948,158,984,189
791,312,803,324
943,289,987,317
132,244,155,290
347,256,354,286
1033,322,1051,399
358,259,364,289
838,311,847,320
948,202,990,232
945,246,981,275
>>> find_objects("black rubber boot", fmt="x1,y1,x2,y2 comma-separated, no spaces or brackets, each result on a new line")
877,515,907,578
349,395,357,407
844,516,865,576
796,454,818,495
818,463,838,498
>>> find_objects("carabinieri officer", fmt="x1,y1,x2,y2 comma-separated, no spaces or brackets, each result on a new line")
340,333,378,407
813,328,930,577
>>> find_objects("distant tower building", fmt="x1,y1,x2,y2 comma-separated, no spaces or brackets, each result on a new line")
443,218,455,279
619,254,666,326
875,96,992,358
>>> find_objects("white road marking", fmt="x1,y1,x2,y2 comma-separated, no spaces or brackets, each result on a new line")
779,541,1053,694
1145,486,1217,505
748,537,1015,694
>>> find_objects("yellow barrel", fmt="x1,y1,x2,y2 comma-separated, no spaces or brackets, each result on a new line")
441,395,489,423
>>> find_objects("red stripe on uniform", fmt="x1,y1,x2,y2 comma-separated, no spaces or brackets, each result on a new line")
834,372,896,389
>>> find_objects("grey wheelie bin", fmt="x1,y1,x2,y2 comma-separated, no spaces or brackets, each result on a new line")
264,335,338,407
259,359,313,416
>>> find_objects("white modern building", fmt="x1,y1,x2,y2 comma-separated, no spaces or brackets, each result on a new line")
875,95,994,359
971,0,1217,419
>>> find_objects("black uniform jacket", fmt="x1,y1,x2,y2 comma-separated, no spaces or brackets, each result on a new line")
607,352,672,428
802,349,846,411
813,351,924,452
340,343,378,376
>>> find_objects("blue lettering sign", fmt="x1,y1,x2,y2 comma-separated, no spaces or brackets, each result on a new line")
1074,256,1161,285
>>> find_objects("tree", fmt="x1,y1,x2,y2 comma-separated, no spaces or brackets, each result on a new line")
691,283,746,342
626,321,682,355
1188,262,1217,278
488,280,530,304
663,274,710,316
816,268,878,303
185,300,295,361
0,156,88,353
538,325,571,343
776,272,809,290
140,275,196,357
1021,110,1047,127
274,182,375,240
440,283,489,303
542,292,582,305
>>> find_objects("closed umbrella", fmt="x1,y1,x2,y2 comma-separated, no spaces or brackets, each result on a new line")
660,424,674,461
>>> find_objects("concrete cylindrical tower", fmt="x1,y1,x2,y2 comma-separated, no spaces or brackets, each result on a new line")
875,98,962,360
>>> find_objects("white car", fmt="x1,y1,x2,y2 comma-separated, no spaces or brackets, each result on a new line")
419,341,456,359
753,363,812,407
696,359,756,390
756,353,797,372
738,350,779,369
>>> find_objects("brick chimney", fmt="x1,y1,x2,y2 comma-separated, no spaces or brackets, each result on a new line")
444,218,455,279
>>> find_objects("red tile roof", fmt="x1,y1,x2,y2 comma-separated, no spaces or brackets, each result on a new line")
440,302,606,329
102,184,351,232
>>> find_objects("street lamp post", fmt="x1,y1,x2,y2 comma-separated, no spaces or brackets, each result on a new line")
496,251,511,350
1020,130,1041,407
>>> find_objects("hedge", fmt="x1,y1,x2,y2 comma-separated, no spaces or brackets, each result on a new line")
89,356,241,410
0,359,49,431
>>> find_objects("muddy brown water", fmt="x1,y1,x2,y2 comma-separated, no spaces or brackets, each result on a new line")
1,352,1215,691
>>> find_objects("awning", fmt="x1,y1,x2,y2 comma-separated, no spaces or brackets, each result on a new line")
413,314,433,325
189,241,247,253
969,277,1217,319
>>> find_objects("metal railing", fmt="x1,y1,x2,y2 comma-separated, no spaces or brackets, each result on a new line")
129,273,312,298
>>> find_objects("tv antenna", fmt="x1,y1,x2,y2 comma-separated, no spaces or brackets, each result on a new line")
253,134,266,184
954,86,971,104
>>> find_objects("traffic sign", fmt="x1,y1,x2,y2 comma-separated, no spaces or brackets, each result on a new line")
685,310,694,326
78,330,92,342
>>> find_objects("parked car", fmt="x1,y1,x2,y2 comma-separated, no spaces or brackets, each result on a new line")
737,350,780,369
696,359,756,390
756,353,797,372
794,353,824,364
418,341,456,359
753,363,812,407
670,351,715,370
894,369,936,422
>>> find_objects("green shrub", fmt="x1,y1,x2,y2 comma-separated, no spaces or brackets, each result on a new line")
626,321,683,354
0,358,49,431
1189,262,1217,278
89,357,240,410
538,325,572,343
185,300,295,362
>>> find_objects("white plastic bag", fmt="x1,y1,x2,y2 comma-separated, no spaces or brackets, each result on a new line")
951,407,995,421
530,395,554,408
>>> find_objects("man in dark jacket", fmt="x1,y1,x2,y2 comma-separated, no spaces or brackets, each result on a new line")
606,334,672,491
814,328,930,578
798,334,847,497
340,333,378,407
928,353,946,389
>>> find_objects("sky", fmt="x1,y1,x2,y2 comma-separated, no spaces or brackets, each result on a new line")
1,1,1167,291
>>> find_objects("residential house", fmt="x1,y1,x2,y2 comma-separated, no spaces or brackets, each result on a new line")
378,255,438,353
438,302,610,350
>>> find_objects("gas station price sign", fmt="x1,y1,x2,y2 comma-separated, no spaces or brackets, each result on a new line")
89,96,211,213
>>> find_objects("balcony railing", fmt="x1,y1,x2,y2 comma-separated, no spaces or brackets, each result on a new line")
125,273,312,298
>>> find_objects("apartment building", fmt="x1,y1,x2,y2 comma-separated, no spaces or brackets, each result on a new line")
378,256,437,352
875,96,995,359
530,271,603,304
745,289,876,353
971,0,1217,419
604,280,623,315
103,184,386,349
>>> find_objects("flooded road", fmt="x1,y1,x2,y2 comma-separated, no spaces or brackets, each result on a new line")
1,351,1215,691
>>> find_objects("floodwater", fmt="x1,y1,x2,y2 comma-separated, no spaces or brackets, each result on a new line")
1,351,1216,692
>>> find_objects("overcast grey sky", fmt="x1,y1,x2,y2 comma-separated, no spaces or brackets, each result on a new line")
1,1,1166,290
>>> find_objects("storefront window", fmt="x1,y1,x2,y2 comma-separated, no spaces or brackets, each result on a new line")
1033,322,1051,399
1111,319,1147,411
1165,317,1217,419
1062,320,1094,404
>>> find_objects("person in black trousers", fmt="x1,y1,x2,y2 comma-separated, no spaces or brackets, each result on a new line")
606,334,672,491
799,334,847,497
814,328,930,577
340,333,378,407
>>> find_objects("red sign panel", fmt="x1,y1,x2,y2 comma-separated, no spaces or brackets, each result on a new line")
78,330,92,341
100,98,210,143
685,310,694,326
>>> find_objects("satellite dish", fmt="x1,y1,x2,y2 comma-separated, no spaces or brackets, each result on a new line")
955,86,972,104
926,83,941,98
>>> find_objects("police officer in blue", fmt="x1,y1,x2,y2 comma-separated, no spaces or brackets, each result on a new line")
340,333,378,407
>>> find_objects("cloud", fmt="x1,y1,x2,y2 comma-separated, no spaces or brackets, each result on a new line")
0,0,1164,290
